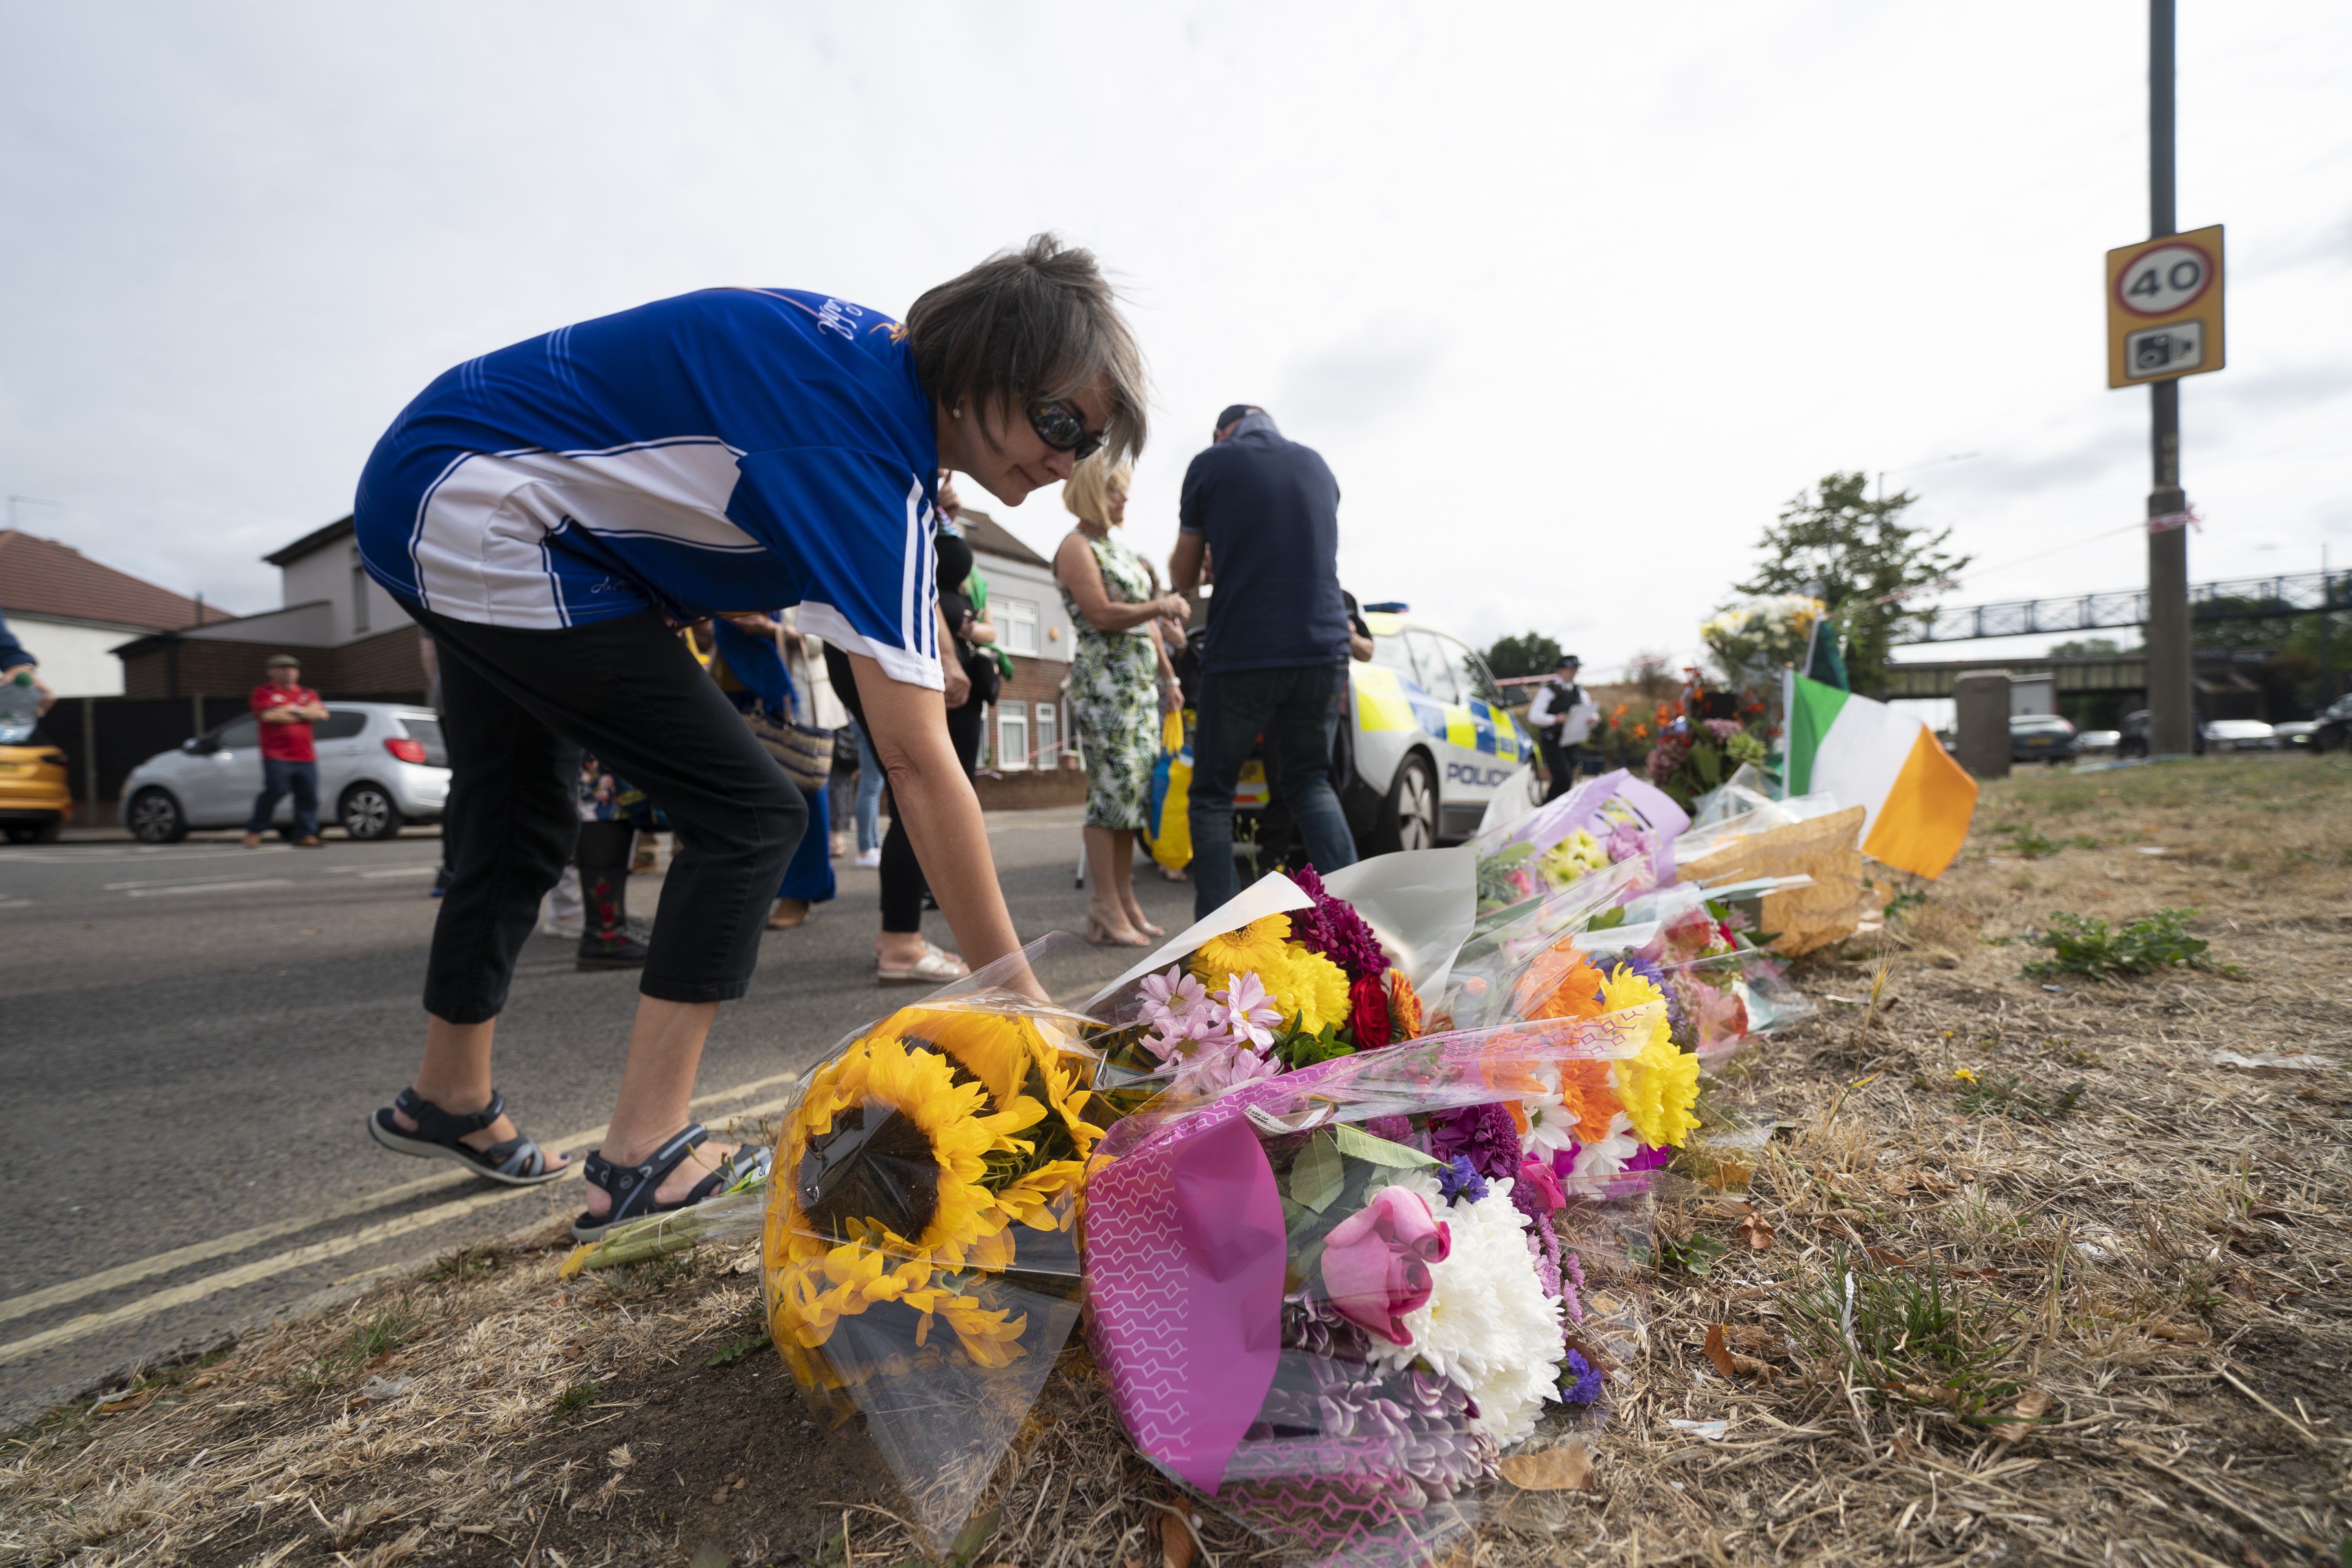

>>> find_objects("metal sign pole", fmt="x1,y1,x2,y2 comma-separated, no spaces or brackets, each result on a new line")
2143,0,2194,757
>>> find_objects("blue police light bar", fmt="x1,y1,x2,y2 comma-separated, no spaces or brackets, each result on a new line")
1363,601,1409,613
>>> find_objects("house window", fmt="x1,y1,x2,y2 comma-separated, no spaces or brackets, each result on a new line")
997,706,1030,771
1034,702,1059,766
350,549,371,634
999,596,1039,656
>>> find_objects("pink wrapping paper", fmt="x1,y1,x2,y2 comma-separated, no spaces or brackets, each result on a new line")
1086,1113,1287,1492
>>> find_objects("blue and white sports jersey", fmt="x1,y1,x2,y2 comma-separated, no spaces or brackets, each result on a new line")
353,288,944,688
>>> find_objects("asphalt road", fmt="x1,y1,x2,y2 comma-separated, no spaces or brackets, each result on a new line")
0,809,1196,1426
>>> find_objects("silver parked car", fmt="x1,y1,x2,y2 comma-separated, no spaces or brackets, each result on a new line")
121,703,450,843
2200,719,2278,752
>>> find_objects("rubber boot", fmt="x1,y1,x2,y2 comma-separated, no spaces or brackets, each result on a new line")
576,820,650,971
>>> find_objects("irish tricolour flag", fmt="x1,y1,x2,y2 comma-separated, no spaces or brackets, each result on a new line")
1784,674,1977,879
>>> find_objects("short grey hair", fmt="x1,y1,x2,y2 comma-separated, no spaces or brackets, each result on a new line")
904,233,1148,466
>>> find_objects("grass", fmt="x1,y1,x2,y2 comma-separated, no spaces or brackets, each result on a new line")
1779,1245,2028,1427
4,754,2345,1568
2023,906,2229,979
553,1379,603,1415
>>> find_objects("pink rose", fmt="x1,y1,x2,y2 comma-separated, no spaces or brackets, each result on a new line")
1516,1157,1566,1211
1318,1186,1451,1346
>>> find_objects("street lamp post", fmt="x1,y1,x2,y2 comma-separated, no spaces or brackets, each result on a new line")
2143,0,2194,757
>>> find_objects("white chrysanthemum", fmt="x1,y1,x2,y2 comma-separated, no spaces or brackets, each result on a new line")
1519,1064,1581,1162
1366,1170,1565,1445
1562,1111,1639,1195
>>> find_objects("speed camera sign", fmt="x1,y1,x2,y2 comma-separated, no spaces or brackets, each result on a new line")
2107,224,2224,387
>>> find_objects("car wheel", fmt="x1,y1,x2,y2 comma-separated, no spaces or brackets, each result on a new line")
340,783,404,842
127,788,188,844
1374,753,1437,853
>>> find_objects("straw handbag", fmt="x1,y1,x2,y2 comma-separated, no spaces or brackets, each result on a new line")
741,620,833,795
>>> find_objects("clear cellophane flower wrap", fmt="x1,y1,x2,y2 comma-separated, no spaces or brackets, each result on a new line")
1084,851,1477,1108
1470,768,1688,929
1083,1006,1661,1568
762,947,1117,1557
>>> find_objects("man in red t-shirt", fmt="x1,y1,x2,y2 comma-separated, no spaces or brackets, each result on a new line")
243,654,330,847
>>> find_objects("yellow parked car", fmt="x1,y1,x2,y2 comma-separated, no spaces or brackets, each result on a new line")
0,736,71,843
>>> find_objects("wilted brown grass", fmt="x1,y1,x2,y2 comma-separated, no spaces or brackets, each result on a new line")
5,755,2347,1567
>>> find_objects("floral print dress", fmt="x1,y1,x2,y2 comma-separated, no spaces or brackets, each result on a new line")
1060,532,1160,831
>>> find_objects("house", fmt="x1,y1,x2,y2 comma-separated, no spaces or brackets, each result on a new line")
113,517,428,699
0,530,236,697
955,510,1086,795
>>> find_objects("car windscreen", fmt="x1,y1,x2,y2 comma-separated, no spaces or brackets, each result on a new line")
1370,633,1420,683
401,717,450,768
1403,630,1459,704
212,715,260,750
1439,636,1503,706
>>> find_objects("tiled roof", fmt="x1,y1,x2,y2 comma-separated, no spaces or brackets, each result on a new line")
0,530,237,631
954,509,1051,569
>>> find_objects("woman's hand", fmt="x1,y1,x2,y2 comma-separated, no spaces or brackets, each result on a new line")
1158,680,1183,719
848,651,1032,991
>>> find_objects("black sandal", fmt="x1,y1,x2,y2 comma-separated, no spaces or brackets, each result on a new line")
367,1087,566,1186
570,1123,771,1243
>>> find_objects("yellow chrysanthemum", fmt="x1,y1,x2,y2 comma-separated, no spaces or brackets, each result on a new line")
1266,946,1352,1033
1599,968,1700,1148
1189,913,1293,987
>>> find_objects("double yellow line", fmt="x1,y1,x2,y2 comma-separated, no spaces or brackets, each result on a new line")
0,1072,806,1368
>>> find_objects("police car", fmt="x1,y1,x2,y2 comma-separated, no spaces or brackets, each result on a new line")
1232,608,1529,853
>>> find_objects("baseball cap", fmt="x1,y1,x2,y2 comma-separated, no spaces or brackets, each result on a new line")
266,653,301,668
1214,404,1259,432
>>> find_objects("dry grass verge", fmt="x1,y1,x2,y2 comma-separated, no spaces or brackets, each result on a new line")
5,755,2347,1567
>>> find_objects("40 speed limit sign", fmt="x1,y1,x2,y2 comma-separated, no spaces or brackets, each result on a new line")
2106,223,2224,388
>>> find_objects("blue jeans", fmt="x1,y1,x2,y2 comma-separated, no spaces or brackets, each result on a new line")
852,719,884,852
1187,661,1358,920
248,758,319,840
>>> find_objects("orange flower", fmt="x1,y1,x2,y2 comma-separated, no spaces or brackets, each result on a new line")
1386,969,1426,1042
1552,1058,1624,1143
1512,945,1608,1024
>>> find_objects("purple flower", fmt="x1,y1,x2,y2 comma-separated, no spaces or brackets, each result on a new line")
1624,1142,1671,1174
1429,1101,1523,1183
1291,864,1390,982
1561,1349,1604,1405
1362,1114,1416,1147
1436,1155,1488,1206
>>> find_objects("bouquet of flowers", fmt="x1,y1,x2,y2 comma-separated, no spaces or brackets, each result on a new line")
761,972,1114,1553
1089,851,1478,1100
1700,593,1823,688
1086,1002,1664,1565
1472,768,1688,923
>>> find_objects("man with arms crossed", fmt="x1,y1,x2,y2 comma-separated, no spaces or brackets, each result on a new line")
245,653,328,848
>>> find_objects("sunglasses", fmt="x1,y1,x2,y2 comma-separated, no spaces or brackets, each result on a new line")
1027,399,1107,462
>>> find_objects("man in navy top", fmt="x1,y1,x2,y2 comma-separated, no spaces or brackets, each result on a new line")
354,236,1148,1244
1169,405,1357,918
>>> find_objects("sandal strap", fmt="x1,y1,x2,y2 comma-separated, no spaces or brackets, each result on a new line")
476,1133,552,1180
581,1124,710,1228
680,1142,772,1207
392,1086,508,1144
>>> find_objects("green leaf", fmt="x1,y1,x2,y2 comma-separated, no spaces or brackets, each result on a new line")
1290,1130,1345,1214
1334,1123,1439,1169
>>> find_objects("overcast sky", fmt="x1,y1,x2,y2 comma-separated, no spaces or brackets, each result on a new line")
2,2,2345,678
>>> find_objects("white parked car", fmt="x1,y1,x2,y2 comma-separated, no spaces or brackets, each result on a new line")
2200,719,2278,752
1230,610,1532,852
120,703,450,843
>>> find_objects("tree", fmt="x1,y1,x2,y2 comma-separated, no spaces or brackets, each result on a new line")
1731,471,1971,693
1626,651,1679,704
2050,637,2134,657
1483,632,1563,679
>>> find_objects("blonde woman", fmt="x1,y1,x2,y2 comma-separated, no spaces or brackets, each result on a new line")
1054,456,1189,945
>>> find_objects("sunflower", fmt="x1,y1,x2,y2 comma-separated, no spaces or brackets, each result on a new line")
1189,913,1293,987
